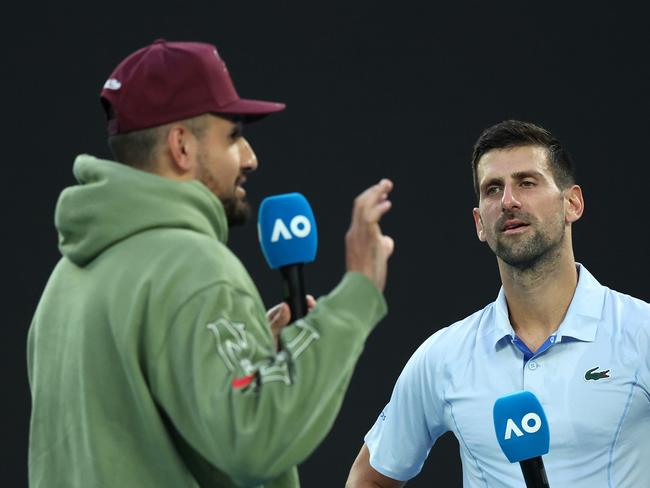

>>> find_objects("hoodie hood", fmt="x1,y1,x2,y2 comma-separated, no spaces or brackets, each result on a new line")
56,155,229,266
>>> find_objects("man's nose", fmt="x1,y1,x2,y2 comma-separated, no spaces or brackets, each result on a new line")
239,137,258,173
501,183,521,211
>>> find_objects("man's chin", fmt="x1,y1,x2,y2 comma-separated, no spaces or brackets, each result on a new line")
499,253,542,270
495,239,560,270
495,242,537,267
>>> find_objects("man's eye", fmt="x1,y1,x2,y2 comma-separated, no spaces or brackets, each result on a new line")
521,180,535,188
486,186,501,195
230,122,244,140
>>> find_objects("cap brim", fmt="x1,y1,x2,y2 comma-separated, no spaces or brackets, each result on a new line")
216,98,285,123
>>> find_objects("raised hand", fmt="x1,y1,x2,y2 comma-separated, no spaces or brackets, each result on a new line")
345,179,395,292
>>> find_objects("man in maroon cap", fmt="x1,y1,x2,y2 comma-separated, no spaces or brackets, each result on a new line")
27,39,394,487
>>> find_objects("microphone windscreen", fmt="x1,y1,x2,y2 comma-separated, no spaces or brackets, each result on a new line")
493,390,550,463
258,192,318,269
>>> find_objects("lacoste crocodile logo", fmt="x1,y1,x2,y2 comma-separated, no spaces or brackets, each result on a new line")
585,366,610,381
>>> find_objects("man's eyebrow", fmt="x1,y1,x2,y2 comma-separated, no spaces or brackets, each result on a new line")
511,170,544,180
481,170,545,189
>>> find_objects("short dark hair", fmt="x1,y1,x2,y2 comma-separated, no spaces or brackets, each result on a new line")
108,125,166,170
471,120,575,199
106,112,211,170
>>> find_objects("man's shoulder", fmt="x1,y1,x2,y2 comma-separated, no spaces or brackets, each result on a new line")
603,286,650,333
132,227,238,267
119,227,255,296
417,302,496,357
606,286,650,311
580,264,649,323
140,226,226,252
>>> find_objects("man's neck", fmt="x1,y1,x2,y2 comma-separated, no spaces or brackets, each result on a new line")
498,251,578,352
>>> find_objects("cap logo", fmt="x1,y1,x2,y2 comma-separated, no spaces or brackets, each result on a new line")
103,78,122,90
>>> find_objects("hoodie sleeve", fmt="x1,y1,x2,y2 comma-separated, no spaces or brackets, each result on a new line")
148,271,386,486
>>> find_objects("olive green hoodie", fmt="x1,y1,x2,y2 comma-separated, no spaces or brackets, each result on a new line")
27,155,387,487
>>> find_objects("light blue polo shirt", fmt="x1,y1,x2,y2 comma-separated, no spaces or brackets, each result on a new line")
365,264,650,487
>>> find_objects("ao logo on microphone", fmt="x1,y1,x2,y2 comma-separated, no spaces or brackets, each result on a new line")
258,193,318,269
503,412,542,440
270,215,312,242
493,390,550,463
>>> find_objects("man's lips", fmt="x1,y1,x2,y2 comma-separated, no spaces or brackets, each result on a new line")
235,177,247,196
500,220,529,233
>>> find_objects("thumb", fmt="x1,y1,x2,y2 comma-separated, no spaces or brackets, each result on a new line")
381,235,395,258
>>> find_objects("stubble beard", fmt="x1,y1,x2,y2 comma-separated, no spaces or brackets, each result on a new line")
196,155,251,228
491,213,566,271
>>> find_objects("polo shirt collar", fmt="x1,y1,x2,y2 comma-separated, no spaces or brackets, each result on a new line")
492,263,606,347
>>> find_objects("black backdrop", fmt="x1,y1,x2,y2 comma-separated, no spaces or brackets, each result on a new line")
5,1,649,486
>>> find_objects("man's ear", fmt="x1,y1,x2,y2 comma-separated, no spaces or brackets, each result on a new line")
564,184,584,224
473,207,487,242
165,124,198,174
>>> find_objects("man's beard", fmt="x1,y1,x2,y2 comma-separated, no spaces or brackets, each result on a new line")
196,155,251,228
221,196,251,227
491,212,565,270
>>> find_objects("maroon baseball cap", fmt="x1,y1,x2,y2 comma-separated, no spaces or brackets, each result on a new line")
100,39,286,135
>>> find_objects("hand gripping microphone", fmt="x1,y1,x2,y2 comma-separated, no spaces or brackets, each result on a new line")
493,391,551,488
258,193,318,322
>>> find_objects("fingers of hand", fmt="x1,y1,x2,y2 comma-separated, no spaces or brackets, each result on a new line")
268,302,291,330
266,303,283,322
306,294,317,311
365,198,392,223
353,179,393,221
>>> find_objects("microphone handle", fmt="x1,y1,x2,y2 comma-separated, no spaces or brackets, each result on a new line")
519,456,550,488
280,264,308,322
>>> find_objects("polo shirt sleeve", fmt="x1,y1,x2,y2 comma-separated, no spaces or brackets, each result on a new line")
364,330,449,481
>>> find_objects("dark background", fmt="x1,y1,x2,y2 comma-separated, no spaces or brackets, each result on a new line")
5,1,649,486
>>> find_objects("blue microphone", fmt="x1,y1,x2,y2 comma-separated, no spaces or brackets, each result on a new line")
493,391,551,488
258,193,318,322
